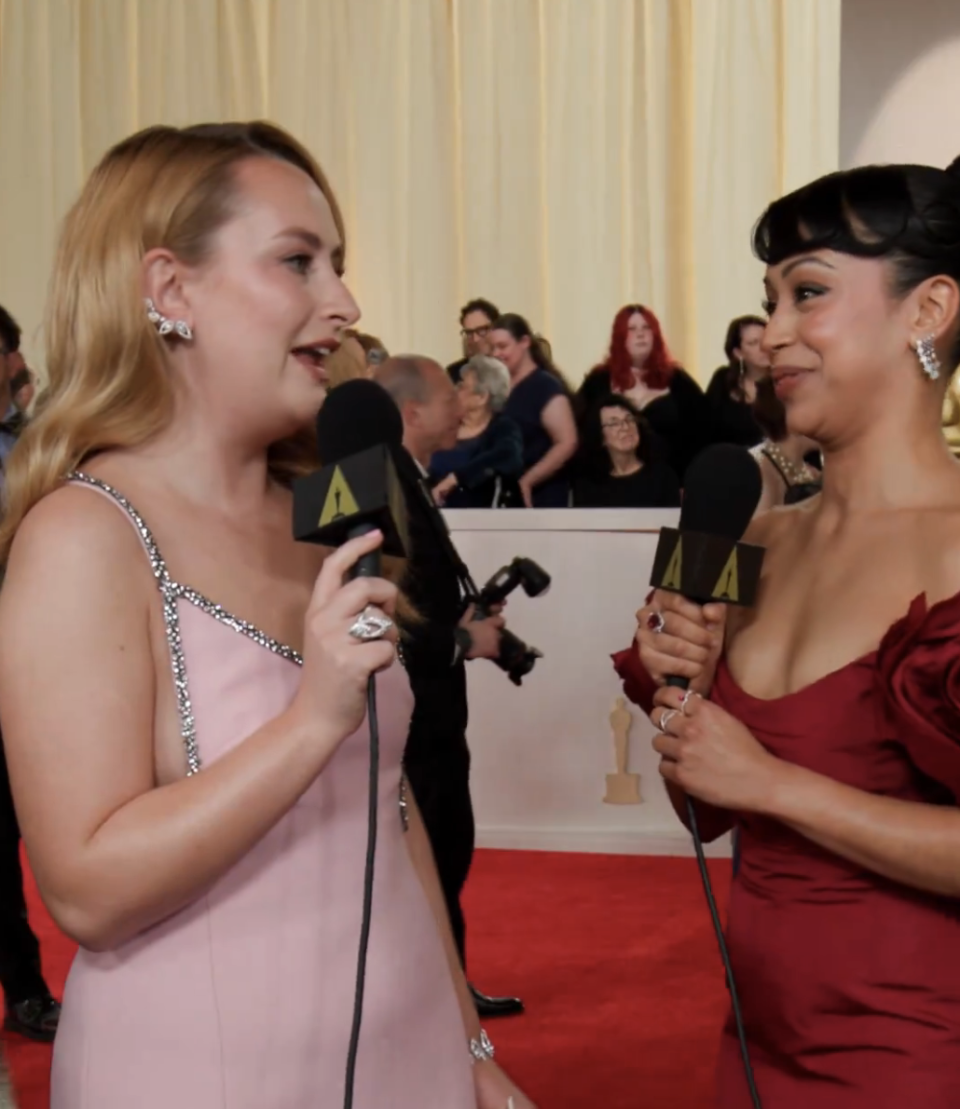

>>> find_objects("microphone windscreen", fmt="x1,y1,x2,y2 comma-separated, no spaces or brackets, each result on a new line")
679,444,763,541
316,379,404,464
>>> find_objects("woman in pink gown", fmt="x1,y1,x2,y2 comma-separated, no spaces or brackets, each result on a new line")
0,122,532,1109
617,156,960,1106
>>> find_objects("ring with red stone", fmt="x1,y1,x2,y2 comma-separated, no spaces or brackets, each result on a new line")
646,610,666,635
681,689,698,715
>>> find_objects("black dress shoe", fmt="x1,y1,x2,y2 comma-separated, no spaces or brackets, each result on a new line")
469,983,524,1018
4,995,61,1043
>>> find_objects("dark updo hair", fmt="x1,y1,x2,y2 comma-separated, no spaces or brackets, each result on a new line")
753,160,960,366
721,314,767,397
579,393,653,478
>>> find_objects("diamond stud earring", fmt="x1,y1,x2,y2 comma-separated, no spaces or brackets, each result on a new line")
913,334,940,381
145,298,193,342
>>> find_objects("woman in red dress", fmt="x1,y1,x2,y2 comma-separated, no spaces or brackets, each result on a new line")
614,158,960,1107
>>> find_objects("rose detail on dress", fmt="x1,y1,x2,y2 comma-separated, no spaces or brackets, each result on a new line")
876,592,960,801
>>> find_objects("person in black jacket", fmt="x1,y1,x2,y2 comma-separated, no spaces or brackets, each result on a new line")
375,354,525,1018
704,314,769,448
446,298,500,385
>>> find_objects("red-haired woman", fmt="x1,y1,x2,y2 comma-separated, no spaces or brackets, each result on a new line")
577,305,708,479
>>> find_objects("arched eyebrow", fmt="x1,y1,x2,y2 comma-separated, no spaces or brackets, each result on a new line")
273,227,345,275
780,255,838,279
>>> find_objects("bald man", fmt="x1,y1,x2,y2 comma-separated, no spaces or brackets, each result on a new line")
376,356,524,1019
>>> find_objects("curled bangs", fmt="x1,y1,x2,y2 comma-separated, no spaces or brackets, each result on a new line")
752,165,956,269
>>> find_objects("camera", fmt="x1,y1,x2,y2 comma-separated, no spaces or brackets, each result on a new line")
473,557,551,686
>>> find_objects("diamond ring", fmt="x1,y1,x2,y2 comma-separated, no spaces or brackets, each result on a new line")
349,605,394,642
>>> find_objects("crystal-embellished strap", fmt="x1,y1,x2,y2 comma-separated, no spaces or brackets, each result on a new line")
67,472,203,775
175,584,302,666
67,471,171,586
399,772,410,832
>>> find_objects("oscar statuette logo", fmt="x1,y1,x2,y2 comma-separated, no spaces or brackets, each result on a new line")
603,697,642,805
318,466,361,527
650,528,762,606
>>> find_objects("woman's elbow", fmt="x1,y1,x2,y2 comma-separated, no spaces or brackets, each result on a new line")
555,437,579,464
43,887,138,953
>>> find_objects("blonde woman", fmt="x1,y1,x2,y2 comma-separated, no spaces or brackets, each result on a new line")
325,327,388,389
0,124,532,1109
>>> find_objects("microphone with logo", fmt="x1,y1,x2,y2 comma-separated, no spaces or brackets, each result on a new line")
291,378,409,1109
648,442,765,1109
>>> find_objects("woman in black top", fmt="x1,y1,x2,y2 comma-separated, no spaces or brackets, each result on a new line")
491,314,578,507
705,314,769,447
573,395,682,508
576,304,708,480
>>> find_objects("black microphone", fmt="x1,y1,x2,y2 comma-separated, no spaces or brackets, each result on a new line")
648,442,766,1108
292,378,409,577
291,378,409,1109
650,443,765,688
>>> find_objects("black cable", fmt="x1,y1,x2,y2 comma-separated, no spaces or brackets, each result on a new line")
343,676,379,1109
686,797,763,1109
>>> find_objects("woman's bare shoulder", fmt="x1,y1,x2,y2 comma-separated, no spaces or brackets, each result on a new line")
3,482,154,617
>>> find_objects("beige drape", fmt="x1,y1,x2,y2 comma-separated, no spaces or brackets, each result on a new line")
0,0,840,385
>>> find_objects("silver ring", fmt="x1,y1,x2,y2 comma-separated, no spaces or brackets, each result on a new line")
648,610,666,635
681,690,698,715
348,605,394,642
659,709,680,734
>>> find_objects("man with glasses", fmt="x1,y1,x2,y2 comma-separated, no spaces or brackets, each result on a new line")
0,305,61,1045
447,298,500,384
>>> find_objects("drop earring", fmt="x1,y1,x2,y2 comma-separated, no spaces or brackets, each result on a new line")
913,334,940,381
145,298,193,342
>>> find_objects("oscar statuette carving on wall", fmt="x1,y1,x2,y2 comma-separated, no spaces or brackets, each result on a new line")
603,697,642,805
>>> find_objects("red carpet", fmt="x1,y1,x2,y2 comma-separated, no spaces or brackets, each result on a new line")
4,850,730,1108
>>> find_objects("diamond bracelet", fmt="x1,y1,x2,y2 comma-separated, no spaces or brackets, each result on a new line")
468,1028,495,1065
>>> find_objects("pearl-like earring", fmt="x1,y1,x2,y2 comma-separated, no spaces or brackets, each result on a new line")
145,298,193,342
912,334,941,381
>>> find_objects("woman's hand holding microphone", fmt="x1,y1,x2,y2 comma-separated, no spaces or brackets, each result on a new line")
636,589,782,813
634,589,726,697
287,530,399,749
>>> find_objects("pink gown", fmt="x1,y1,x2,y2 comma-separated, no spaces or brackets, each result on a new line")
51,474,475,1109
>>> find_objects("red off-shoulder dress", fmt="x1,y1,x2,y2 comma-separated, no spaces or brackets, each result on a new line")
613,593,960,1108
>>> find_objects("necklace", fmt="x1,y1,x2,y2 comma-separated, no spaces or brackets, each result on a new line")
761,440,818,486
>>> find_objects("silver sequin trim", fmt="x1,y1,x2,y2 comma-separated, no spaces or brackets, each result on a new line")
68,472,304,776
399,772,410,832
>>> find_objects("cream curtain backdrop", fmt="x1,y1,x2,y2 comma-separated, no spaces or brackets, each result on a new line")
0,0,840,385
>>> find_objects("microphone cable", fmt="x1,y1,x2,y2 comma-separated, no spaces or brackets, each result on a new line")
343,676,380,1109
665,675,762,1108
685,794,762,1108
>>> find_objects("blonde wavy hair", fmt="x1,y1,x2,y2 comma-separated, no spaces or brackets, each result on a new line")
0,121,342,565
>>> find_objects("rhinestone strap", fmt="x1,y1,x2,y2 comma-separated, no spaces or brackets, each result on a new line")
68,472,204,774
67,472,305,776
66,474,407,810
399,772,410,832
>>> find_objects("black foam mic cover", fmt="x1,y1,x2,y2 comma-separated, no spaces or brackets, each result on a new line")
316,379,404,462
651,444,765,690
292,381,408,578
679,444,764,541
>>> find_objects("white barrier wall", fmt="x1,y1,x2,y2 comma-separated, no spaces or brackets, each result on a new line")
444,508,732,858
